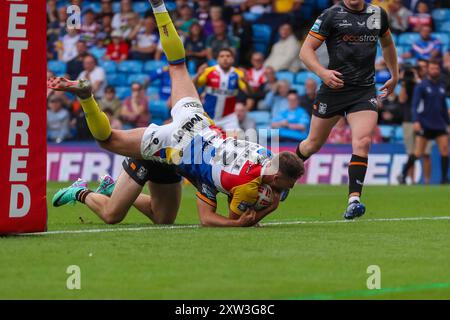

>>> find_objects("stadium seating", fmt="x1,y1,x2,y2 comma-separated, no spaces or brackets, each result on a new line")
252,24,272,54
295,72,321,85
276,71,295,84
149,100,170,121
48,60,67,76
278,128,305,141
132,2,150,15
248,111,271,130
127,73,150,85
291,84,306,96
115,86,131,100
99,60,117,74
144,60,166,73
438,21,450,33
398,33,421,46
432,8,450,30
117,60,143,74
106,73,127,87
379,125,395,141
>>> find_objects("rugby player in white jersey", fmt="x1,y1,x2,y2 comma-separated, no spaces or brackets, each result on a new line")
48,0,304,227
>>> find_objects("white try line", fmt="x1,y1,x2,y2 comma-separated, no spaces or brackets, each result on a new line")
14,216,450,236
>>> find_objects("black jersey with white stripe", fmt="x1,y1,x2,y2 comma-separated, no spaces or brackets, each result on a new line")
309,1,391,92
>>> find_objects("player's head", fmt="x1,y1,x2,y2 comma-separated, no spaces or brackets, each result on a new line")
427,59,441,80
343,0,365,9
264,152,304,192
217,48,235,70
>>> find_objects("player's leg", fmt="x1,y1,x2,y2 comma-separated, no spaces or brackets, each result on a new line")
400,135,428,183
344,110,378,219
147,0,199,104
48,78,145,159
435,134,449,184
296,115,341,161
133,181,182,224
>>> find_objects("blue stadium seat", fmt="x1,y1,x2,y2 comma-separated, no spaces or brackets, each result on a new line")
437,21,450,33
447,98,450,110
278,128,305,141
112,2,121,13
398,33,420,46
394,126,404,142
152,118,165,126
253,43,268,54
133,2,150,14
432,33,450,46
127,73,150,85
379,125,395,141
243,12,261,22
115,87,131,99
248,111,270,128
291,84,305,96
144,60,166,73
252,24,272,44
166,2,177,11
106,73,127,87
117,60,143,74
82,2,101,13
48,60,67,76
276,71,294,84
99,60,117,73
149,100,170,119
146,86,160,98
295,72,321,85
432,9,450,23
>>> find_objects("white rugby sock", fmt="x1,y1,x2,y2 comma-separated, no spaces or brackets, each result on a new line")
148,0,167,13
348,196,360,204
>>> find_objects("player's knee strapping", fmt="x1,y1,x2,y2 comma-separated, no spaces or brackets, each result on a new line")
348,154,368,195
150,1,185,65
79,96,112,141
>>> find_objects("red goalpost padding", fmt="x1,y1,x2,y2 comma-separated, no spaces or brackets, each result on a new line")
0,0,47,234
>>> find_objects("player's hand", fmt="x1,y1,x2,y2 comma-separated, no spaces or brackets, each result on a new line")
237,209,257,227
319,69,344,89
378,78,396,99
413,121,422,133
197,63,208,75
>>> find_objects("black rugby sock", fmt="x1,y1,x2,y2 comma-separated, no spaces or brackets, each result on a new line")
296,143,310,162
441,156,449,182
402,154,417,177
348,154,368,195
76,189,93,203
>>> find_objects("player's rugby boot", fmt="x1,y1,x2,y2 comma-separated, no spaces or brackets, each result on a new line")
47,77,92,99
397,173,407,185
52,186,86,207
95,175,116,197
343,201,366,220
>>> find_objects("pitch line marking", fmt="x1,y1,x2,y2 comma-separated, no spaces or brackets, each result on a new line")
14,216,450,236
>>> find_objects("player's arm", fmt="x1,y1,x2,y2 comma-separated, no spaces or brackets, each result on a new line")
237,69,253,95
196,197,256,227
300,12,344,89
379,9,399,98
253,191,281,223
193,64,209,88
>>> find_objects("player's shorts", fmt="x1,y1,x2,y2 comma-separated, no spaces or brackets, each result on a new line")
416,128,448,140
313,86,378,119
140,97,214,160
122,157,182,186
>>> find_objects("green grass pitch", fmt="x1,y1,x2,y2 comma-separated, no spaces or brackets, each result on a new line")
1,183,450,299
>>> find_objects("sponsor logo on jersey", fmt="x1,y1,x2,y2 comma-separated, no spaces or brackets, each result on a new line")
357,21,366,27
369,98,378,108
338,20,352,27
311,19,322,33
173,114,204,143
342,34,379,43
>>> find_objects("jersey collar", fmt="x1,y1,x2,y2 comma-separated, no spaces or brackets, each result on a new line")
340,0,367,14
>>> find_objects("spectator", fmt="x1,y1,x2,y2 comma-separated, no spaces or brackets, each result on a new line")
229,8,253,67
78,55,106,98
261,66,278,94
387,0,412,34
80,9,99,47
123,12,141,41
408,1,432,32
378,92,403,125
260,79,290,114
129,16,159,61
264,23,301,72
104,108,123,130
196,0,212,35
272,0,302,13
67,41,89,80
402,25,442,61
58,28,80,62
112,0,134,31
184,22,208,70
206,19,240,60
96,0,114,23
149,66,172,102
299,78,318,116
246,52,267,110
99,86,122,119
47,95,71,143
271,91,310,140
98,13,114,40
90,35,108,60
120,83,150,128
47,6,68,59
175,5,197,35
327,117,352,144
105,30,129,62
235,102,256,131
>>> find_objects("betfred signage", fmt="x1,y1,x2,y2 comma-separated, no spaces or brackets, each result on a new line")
0,0,47,234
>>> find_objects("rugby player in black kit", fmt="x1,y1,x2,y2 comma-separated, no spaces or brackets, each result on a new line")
296,0,399,219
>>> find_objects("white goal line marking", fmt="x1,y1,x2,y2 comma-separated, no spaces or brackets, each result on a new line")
16,216,450,236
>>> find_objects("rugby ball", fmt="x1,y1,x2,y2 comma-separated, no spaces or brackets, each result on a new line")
254,184,274,211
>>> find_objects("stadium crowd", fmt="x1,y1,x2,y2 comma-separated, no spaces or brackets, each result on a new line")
47,0,450,144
